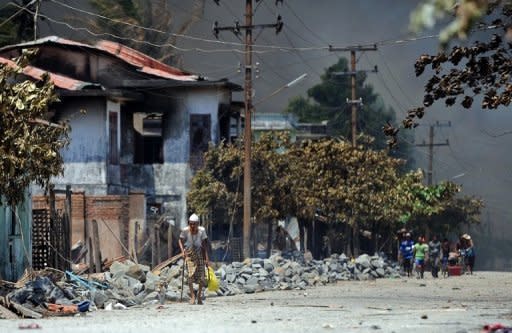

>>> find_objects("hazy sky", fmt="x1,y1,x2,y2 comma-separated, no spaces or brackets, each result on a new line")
3,0,511,269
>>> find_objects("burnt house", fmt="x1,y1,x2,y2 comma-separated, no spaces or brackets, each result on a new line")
0,36,242,260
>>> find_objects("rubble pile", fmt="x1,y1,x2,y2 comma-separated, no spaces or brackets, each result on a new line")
0,253,400,317
215,253,401,295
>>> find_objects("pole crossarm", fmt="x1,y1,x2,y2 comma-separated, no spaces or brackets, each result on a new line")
328,44,378,52
332,66,378,76
213,16,283,38
416,141,450,147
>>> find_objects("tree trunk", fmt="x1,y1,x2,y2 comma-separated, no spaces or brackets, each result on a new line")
352,220,360,257
266,219,273,258
372,222,378,255
299,219,305,253
344,223,352,258
307,220,314,254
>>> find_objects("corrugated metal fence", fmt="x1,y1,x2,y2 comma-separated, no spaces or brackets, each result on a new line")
0,192,32,281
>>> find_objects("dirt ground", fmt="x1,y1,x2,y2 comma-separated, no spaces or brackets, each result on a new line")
2,271,511,333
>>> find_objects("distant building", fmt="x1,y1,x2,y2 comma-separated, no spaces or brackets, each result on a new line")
252,113,328,141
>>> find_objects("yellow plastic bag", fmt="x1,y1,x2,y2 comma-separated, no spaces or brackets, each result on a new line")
207,266,219,292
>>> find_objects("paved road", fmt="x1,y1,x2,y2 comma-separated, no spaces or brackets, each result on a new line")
2,271,511,333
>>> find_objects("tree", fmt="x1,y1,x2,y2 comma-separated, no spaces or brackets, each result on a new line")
0,0,37,47
187,131,464,257
0,51,70,206
285,57,413,161
385,2,512,142
410,196,484,236
410,0,494,48
71,0,205,65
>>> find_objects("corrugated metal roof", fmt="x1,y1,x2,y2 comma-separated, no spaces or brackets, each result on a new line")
0,36,198,81
0,56,101,91
96,40,197,81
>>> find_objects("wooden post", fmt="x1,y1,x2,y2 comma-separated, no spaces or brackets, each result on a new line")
49,185,57,268
88,236,94,275
91,220,102,273
64,185,72,271
134,221,139,261
155,224,161,264
167,222,173,259
150,222,157,268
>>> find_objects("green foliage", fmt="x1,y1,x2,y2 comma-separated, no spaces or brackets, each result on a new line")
409,195,484,236
0,51,70,206
410,0,494,48
285,57,413,164
187,132,461,234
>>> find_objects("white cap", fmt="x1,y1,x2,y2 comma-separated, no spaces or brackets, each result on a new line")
188,213,199,223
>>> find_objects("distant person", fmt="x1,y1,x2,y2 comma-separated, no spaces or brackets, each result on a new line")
396,228,407,260
399,232,414,277
428,235,441,278
462,234,476,274
321,235,332,259
440,238,450,277
274,225,287,252
179,213,209,305
413,236,429,279
456,235,466,264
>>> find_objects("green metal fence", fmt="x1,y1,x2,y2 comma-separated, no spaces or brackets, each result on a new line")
0,192,32,282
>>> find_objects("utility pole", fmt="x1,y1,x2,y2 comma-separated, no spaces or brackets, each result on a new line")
415,121,451,185
328,45,377,146
33,0,41,40
213,0,284,259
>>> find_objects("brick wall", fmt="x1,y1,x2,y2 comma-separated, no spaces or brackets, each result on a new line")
33,193,130,261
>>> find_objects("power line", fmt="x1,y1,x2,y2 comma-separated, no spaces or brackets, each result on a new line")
0,0,36,29
46,0,501,54
415,122,451,185
283,1,329,46
375,49,417,107
46,0,324,53
363,53,408,118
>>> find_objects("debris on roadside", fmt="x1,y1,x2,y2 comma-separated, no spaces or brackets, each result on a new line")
18,323,42,330
483,323,512,333
0,252,400,316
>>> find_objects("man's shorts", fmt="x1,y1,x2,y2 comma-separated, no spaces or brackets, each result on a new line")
415,258,425,266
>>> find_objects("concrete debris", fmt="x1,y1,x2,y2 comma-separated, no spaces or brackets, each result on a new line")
0,253,401,314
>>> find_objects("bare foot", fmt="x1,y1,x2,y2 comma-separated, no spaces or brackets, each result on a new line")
189,297,195,305
197,299,203,305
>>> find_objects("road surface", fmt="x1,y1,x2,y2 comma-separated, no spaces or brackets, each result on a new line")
2,271,511,333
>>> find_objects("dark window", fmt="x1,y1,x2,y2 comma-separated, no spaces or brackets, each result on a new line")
190,114,211,170
134,113,163,164
109,111,119,165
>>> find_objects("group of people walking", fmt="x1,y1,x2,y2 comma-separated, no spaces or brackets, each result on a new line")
397,229,476,279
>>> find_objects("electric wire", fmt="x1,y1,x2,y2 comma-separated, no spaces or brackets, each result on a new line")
46,0,502,54
376,49,418,107
0,0,36,29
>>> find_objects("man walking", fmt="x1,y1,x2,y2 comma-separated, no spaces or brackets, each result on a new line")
179,213,209,305
413,236,429,279
428,235,441,278
399,232,414,277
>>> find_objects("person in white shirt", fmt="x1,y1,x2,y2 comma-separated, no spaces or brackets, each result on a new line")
179,213,209,305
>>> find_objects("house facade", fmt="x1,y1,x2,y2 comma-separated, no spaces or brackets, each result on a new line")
0,37,241,260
